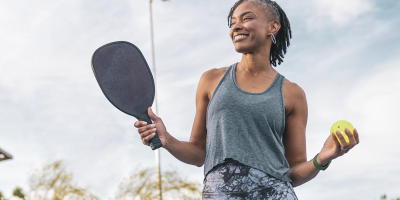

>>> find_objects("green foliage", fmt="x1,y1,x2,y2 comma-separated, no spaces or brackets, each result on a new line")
381,194,400,200
0,190,7,200
28,160,99,200
3,160,202,200
13,187,25,199
115,167,202,200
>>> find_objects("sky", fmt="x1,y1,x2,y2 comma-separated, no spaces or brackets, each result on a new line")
1,0,400,199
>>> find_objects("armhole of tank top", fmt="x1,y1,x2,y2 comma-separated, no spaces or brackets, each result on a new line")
279,74,286,137
206,65,233,116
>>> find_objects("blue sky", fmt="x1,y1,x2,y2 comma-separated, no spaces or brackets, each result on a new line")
1,0,399,199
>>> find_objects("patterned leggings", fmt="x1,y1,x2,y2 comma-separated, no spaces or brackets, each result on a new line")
202,160,298,200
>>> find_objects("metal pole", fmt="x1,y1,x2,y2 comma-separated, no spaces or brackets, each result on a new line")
149,0,162,199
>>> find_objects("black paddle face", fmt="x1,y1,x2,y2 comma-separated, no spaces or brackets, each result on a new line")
92,41,162,150
92,41,155,119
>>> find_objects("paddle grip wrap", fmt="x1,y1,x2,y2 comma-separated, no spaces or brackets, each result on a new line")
140,115,163,150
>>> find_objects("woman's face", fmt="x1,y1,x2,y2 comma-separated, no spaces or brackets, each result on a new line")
229,1,271,54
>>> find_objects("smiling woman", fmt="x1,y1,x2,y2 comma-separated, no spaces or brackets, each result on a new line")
134,0,360,199
228,0,292,66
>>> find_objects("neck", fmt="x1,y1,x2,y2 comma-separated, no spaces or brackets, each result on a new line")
238,46,276,76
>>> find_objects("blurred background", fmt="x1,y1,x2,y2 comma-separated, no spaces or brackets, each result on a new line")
1,0,399,199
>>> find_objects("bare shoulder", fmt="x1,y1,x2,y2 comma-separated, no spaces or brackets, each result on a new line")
283,78,306,96
282,78,307,115
199,66,230,99
200,66,229,82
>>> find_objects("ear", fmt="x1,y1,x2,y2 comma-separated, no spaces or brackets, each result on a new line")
268,20,281,35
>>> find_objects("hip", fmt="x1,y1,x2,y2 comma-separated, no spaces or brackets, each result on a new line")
202,159,297,200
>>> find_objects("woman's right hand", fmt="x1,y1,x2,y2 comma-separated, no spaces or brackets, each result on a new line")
134,107,168,147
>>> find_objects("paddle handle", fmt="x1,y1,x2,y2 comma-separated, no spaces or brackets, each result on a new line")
140,116,163,150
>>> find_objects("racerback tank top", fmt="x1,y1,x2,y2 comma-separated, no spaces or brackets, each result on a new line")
205,62,292,183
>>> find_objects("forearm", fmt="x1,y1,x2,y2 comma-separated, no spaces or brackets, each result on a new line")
163,132,206,167
287,154,330,187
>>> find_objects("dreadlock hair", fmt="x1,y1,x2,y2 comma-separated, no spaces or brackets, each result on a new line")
227,0,292,67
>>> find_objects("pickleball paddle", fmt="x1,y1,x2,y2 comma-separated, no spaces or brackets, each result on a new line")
91,41,162,150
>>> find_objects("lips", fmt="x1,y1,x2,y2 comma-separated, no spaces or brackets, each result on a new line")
234,34,249,42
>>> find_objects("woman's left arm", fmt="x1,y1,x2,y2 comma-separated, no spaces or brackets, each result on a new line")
283,83,360,187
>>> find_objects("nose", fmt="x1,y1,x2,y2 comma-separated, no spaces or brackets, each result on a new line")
234,26,243,32
231,21,243,31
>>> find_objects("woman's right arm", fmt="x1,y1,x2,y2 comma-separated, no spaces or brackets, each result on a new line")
134,71,212,167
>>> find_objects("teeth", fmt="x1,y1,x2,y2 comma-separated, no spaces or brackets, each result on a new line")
235,35,247,40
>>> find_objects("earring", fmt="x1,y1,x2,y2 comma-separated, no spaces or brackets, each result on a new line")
271,33,277,44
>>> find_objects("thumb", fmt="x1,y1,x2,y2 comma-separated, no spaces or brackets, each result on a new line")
148,107,158,121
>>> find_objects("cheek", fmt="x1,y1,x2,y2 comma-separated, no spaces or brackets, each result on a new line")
253,26,268,39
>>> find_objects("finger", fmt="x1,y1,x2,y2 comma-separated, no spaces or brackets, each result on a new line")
140,127,157,138
142,132,156,146
336,130,349,150
138,124,155,134
148,107,159,122
353,128,360,144
345,128,357,148
134,121,147,128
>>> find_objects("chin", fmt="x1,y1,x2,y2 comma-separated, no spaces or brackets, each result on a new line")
234,45,254,54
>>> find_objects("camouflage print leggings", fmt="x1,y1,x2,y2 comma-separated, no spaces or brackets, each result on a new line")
202,160,298,200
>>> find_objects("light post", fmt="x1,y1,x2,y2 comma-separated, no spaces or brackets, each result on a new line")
0,147,12,162
149,0,168,200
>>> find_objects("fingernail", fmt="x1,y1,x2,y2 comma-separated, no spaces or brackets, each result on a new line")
142,122,147,125
153,128,157,131
151,124,156,127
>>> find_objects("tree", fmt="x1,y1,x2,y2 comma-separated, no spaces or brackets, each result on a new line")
13,187,25,200
115,167,202,200
0,191,7,200
381,194,400,200
27,160,98,200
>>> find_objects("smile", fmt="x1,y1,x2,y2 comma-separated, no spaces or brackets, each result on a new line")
234,34,249,42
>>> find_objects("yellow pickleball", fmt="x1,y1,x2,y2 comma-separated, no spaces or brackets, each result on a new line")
330,120,354,145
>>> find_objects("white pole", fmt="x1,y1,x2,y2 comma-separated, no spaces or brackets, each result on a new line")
149,0,162,199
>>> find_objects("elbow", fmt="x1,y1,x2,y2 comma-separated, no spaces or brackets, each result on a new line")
195,163,204,167
291,181,301,188
291,180,306,188
194,156,205,167
191,142,206,167
194,154,206,167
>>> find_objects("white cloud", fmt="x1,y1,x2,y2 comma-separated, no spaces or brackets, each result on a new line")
312,0,374,25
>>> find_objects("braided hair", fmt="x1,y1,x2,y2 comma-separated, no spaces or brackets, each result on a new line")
227,0,292,67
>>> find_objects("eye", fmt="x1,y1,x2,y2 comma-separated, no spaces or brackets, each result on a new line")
229,22,236,28
244,17,252,21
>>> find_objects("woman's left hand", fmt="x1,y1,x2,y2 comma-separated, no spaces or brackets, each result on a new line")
317,128,360,165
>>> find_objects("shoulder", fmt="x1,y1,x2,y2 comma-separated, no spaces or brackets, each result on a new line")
200,66,229,82
198,66,230,99
283,78,306,98
282,78,307,115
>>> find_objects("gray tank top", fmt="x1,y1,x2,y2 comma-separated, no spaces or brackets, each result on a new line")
205,62,292,183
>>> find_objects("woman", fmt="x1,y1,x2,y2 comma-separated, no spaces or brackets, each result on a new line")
134,0,360,199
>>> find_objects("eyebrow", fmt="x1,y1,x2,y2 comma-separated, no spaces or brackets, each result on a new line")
231,11,257,20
